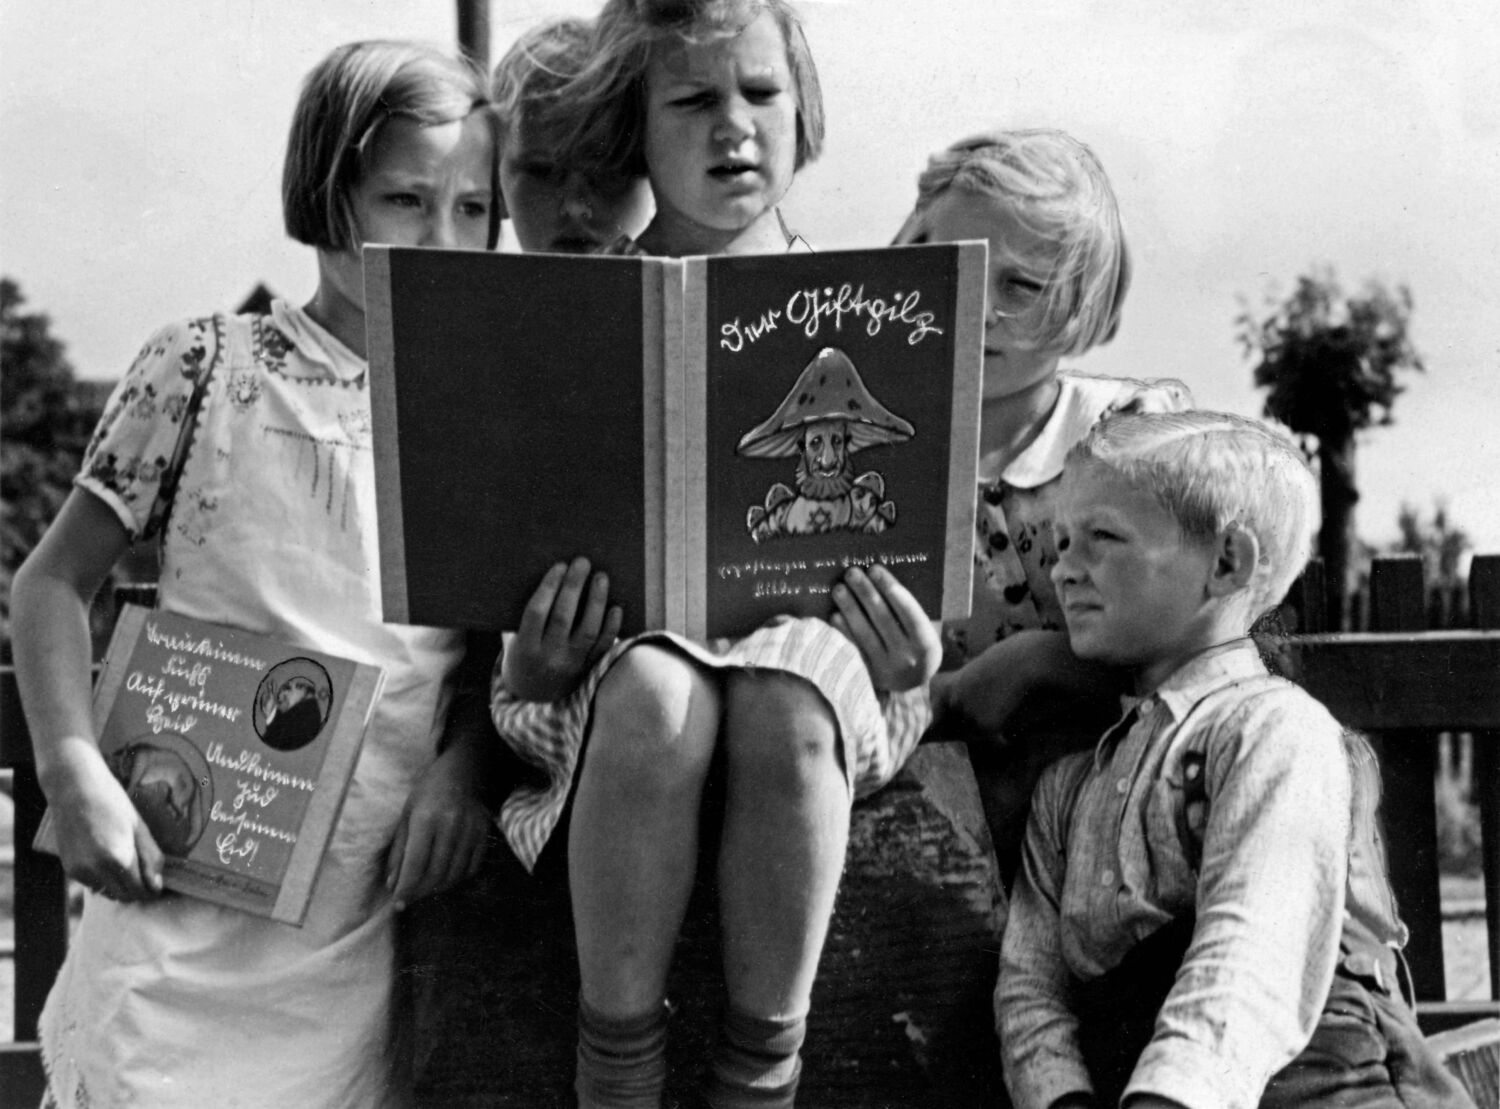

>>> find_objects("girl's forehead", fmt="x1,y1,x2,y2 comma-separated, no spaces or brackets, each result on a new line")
649,10,789,82
925,188,1057,262
363,112,493,182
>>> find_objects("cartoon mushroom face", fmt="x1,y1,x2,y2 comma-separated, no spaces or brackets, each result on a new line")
736,347,915,460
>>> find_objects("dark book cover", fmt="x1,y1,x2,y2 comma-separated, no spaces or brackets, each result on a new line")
367,247,668,632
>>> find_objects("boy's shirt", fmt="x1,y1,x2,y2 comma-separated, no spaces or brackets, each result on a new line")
997,644,1406,1109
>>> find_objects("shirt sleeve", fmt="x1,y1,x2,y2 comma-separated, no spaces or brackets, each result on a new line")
997,754,1095,1109
1126,689,1351,1109
75,316,221,539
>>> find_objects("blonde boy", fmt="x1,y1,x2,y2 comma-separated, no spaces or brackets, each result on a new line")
997,411,1472,1108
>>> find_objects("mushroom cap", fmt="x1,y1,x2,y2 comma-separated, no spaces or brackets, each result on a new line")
736,347,916,459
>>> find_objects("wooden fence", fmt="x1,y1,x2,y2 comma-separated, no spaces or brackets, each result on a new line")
3,556,1499,1102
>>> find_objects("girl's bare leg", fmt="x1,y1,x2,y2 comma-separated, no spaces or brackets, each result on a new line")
569,644,721,1017
717,671,848,1018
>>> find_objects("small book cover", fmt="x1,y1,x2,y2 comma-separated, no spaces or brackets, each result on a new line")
366,241,984,640
35,605,384,925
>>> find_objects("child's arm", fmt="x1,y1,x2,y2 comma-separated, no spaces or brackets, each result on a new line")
1124,693,1351,1108
11,488,166,900
933,628,1123,743
997,756,1095,1109
828,564,942,692
385,691,501,909
498,557,621,702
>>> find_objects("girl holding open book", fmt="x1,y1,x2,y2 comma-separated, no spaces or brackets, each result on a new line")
488,3,941,1107
12,41,502,1109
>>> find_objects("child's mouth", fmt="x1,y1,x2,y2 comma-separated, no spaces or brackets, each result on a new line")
709,161,757,180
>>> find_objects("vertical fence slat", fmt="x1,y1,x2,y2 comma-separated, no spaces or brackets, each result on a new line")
1368,556,1447,1000
11,766,66,1042
1470,554,1500,1001
1287,559,1330,635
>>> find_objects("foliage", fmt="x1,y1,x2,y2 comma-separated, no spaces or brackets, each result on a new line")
1,278,108,644
1236,266,1424,445
1238,267,1425,628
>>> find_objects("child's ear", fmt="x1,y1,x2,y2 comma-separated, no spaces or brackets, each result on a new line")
1207,524,1259,597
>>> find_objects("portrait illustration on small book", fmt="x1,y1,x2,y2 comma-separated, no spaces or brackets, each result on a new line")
107,732,212,857
254,658,334,753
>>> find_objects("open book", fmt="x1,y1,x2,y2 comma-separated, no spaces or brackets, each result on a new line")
366,242,985,640
35,605,383,925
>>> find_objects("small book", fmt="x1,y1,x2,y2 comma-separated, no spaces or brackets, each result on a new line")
34,605,384,925
366,241,985,640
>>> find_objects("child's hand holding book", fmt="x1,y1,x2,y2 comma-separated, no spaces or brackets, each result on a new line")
830,565,942,693
499,557,622,702
39,735,165,901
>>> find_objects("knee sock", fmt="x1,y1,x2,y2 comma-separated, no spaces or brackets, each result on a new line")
574,995,670,1109
702,1006,807,1109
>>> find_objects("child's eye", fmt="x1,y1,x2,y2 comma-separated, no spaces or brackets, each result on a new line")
668,91,715,110
521,161,563,185
1091,528,1120,542
459,199,490,220
386,193,422,209
996,277,1044,303
742,84,783,105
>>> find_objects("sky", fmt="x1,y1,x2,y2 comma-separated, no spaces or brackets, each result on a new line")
2,0,1497,551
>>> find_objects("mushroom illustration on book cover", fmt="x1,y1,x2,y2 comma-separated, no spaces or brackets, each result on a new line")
738,346,913,542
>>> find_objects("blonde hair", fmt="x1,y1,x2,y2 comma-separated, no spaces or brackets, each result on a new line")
559,0,824,180
491,17,591,146
283,40,491,252
893,129,1129,358
1067,410,1318,615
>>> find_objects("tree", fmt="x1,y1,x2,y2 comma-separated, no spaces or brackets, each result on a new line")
1237,267,1424,629
1,277,107,647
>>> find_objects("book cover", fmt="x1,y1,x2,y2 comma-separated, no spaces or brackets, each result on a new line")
35,605,384,925
366,242,984,640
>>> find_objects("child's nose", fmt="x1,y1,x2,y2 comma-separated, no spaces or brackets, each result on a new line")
1051,541,1080,587
560,175,594,222
713,97,754,142
423,210,458,249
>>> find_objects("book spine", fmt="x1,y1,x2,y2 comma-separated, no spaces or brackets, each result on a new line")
679,258,709,641
941,241,986,622
363,246,411,625
642,261,668,634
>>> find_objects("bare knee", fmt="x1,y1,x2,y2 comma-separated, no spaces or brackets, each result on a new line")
722,673,842,793
587,645,720,789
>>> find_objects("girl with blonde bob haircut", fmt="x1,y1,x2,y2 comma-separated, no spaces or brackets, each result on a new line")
14,38,500,1108
899,126,1188,889
283,39,498,253
895,128,1130,359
